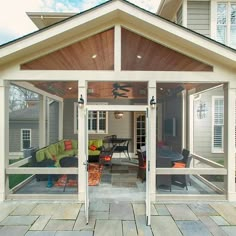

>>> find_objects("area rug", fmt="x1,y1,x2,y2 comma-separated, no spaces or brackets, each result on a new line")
54,163,103,187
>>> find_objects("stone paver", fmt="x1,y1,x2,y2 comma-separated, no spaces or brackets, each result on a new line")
0,225,29,236
135,215,153,236
123,221,138,236
151,216,182,236
176,220,212,236
133,203,145,216
109,202,134,220
210,216,230,226
188,203,218,216
89,201,109,212
51,203,81,220
44,219,75,231
0,202,18,222
0,201,235,235
94,219,122,236
73,212,96,231
25,231,56,236
11,203,36,216
154,204,170,216
210,203,236,225
30,215,51,231
0,215,38,226
56,231,93,236
151,204,158,216
30,203,59,216
199,216,227,236
166,204,198,220
221,226,236,235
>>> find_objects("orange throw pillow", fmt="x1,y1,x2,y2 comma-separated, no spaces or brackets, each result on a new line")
173,162,186,168
64,140,72,150
104,156,111,161
89,145,97,151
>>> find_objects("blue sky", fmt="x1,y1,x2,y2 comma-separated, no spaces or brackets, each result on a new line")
0,0,160,45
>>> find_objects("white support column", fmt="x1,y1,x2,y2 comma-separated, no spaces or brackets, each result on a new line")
58,101,64,140
78,79,86,201
46,98,50,145
182,0,188,27
0,80,9,201
188,94,194,153
181,90,187,150
224,84,236,201
39,95,46,148
114,25,121,72
148,80,156,201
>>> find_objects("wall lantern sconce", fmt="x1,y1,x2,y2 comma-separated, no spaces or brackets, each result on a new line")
114,111,124,119
78,94,84,107
150,96,156,109
196,101,207,119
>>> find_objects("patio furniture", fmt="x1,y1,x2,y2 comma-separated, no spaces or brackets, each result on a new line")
59,156,78,192
88,139,104,162
172,149,193,190
156,157,172,191
99,144,117,169
104,136,131,159
137,150,146,182
157,147,183,162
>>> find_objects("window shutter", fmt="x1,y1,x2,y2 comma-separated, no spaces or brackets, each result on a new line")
213,97,224,152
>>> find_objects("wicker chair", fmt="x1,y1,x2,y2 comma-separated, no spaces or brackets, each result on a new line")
156,157,172,191
137,150,146,182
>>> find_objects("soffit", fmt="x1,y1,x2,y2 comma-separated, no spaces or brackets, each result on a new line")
27,12,76,29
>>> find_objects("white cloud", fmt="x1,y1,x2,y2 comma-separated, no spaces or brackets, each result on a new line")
0,0,160,45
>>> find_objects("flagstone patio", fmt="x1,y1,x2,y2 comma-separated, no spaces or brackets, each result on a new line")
0,200,236,235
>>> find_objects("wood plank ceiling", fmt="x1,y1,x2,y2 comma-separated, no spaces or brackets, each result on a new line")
21,28,115,70
23,27,214,99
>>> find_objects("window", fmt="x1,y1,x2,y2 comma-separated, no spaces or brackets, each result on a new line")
88,111,107,133
21,129,31,150
212,97,224,153
217,2,236,49
74,103,108,134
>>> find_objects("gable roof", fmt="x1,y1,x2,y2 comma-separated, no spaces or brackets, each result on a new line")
0,0,236,69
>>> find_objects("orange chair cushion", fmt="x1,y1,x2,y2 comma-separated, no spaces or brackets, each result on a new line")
104,156,111,161
139,161,146,169
173,162,186,168
89,145,97,151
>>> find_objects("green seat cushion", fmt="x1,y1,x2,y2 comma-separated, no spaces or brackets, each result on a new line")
36,149,46,162
48,144,57,156
88,149,100,156
45,149,53,160
89,139,103,148
58,140,65,153
72,139,78,149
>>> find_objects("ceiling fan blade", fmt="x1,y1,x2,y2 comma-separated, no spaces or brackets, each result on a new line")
119,88,130,92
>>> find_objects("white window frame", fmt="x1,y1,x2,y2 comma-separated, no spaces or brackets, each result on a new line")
74,103,108,134
215,1,236,48
212,96,224,153
21,129,32,151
